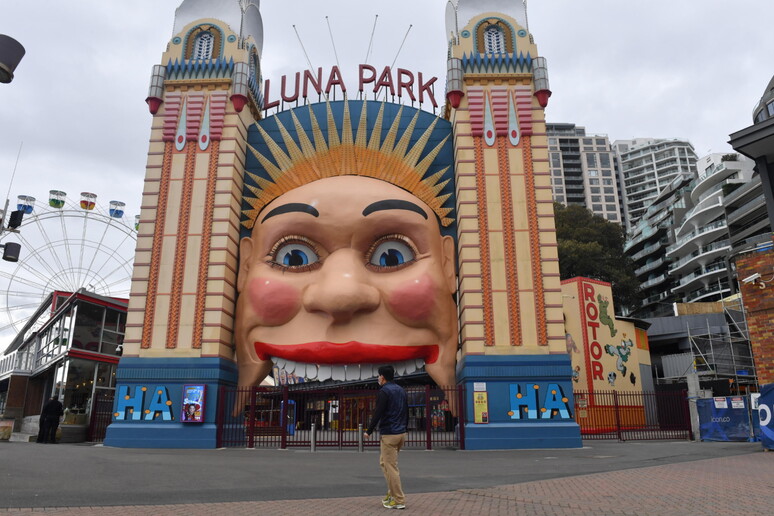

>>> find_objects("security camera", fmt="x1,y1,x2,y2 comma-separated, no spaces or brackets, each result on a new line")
741,273,761,285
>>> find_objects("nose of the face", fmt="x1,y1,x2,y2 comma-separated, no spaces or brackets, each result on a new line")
303,248,380,323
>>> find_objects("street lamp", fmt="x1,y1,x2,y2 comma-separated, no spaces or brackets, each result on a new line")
0,34,25,84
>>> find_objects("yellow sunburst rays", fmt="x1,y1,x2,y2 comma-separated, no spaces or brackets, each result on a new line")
243,101,454,228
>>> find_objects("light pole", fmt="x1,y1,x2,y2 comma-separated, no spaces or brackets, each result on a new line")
1,34,26,260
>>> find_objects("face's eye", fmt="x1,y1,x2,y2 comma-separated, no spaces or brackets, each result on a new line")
369,238,416,269
272,241,320,269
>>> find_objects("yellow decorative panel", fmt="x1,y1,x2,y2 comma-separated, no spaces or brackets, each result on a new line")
518,291,538,347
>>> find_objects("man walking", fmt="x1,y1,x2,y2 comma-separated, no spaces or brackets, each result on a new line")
37,396,64,444
364,365,408,510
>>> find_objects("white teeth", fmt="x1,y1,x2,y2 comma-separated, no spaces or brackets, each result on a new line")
272,358,426,382
284,360,296,374
331,365,346,381
317,365,332,381
345,364,360,381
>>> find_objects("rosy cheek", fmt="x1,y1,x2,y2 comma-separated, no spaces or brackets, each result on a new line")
386,274,437,322
247,277,302,326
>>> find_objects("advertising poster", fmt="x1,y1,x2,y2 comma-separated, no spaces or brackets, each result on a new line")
182,385,206,423
473,391,489,424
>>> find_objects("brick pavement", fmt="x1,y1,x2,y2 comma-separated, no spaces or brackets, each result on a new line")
1,452,770,515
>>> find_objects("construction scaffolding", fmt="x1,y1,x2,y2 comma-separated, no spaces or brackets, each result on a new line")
686,295,758,393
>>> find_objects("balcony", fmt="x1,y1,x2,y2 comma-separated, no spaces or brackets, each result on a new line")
672,262,728,293
635,256,669,277
668,240,730,275
685,282,731,303
641,291,670,307
676,197,724,237
641,273,669,290
0,349,34,380
667,220,727,257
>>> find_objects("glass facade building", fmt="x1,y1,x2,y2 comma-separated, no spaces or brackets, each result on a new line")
0,290,126,440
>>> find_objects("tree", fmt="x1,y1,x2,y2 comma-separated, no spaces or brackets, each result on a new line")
553,203,641,314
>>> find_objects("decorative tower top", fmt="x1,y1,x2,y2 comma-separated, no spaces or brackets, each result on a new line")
445,0,528,43
174,0,263,54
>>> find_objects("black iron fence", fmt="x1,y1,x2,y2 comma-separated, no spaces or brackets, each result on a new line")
217,384,464,450
574,390,691,441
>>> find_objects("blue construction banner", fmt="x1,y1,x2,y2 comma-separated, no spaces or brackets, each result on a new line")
697,396,751,441
758,384,774,450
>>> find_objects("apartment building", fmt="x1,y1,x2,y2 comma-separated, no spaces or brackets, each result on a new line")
547,123,622,223
614,138,699,231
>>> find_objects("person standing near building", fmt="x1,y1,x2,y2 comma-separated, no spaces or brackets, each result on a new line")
37,396,64,444
364,365,408,510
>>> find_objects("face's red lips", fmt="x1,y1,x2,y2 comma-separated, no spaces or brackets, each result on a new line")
255,341,439,365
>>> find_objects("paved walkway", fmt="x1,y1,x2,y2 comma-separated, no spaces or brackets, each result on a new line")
1,441,770,515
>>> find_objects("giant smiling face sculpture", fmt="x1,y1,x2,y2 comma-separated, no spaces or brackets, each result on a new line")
235,101,458,389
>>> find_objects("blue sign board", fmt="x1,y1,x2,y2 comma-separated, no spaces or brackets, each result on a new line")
758,384,774,450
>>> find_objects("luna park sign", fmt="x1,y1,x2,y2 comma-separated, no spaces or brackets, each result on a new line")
263,65,439,110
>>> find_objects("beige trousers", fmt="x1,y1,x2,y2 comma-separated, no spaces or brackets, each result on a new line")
379,433,407,504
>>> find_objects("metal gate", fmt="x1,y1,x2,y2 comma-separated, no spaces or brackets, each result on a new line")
87,390,115,442
574,390,691,440
217,384,464,449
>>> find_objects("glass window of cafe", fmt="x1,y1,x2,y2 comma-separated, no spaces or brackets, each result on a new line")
70,302,126,355
59,358,117,424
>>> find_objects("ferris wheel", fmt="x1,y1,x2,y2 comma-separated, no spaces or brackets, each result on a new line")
0,190,138,349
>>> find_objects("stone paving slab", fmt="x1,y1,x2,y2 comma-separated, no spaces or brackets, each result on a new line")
1,452,770,515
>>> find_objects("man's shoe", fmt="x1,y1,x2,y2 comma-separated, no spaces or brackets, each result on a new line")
384,499,405,510
382,494,392,508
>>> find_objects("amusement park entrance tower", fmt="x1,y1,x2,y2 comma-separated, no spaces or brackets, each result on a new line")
106,0,581,449
445,0,579,448
106,0,264,447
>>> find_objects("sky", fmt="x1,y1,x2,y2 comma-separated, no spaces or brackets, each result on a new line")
0,0,771,349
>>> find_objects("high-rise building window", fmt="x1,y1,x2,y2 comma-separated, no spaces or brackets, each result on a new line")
587,154,598,167
193,31,214,60
600,154,611,168
484,26,506,54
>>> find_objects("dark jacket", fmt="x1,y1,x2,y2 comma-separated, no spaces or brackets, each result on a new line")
366,382,408,435
41,398,63,419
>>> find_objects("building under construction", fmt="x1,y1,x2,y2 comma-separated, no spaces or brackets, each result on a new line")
645,296,758,396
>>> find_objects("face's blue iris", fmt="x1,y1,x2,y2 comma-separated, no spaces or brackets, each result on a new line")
283,249,309,266
274,242,319,269
370,240,415,269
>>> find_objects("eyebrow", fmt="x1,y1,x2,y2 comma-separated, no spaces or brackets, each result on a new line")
362,199,428,219
261,203,320,223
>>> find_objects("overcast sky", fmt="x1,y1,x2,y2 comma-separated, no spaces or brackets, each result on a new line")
0,0,771,347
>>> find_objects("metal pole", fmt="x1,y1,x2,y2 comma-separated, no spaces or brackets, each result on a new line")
357,423,363,452
425,384,432,450
613,390,623,441
280,385,289,450
310,423,316,452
